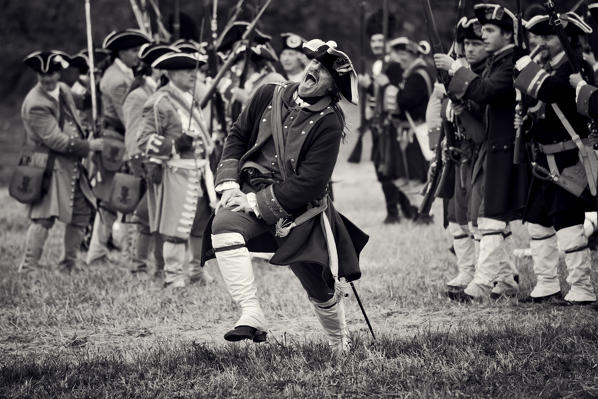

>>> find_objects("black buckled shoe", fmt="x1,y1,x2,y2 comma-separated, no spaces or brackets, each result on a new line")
446,290,473,303
224,325,267,343
520,292,562,304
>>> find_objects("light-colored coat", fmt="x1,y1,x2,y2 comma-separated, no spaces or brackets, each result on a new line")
100,60,134,126
21,82,95,223
123,81,153,158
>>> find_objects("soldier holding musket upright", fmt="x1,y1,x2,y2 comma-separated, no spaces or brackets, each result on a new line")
16,51,104,272
441,17,489,292
86,29,150,266
122,43,173,277
138,52,216,288
434,3,530,301
514,11,597,304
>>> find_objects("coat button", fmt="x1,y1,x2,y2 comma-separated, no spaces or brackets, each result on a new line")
309,121,314,124
301,131,305,134
262,118,267,122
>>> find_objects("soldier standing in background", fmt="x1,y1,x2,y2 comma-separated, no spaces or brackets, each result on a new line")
278,32,308,82
86,29,150,266
122,43,173,277
17,51,104,272
138,52,216,288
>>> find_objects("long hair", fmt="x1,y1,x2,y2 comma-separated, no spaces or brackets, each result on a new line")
327,83,347,139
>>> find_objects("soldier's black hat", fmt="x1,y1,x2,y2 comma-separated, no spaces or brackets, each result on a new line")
102,29,151,52
216,22,271,53
151,52,208,70
456,17,483,42
474,3,516,32
526,12,592,36
388,37,431,55
139,43,179,65
280,33,305,53
232,43,279,64
302,39,358,104
365,9,398,38
69,48,112,73
172,39,208,55
23,50,71,74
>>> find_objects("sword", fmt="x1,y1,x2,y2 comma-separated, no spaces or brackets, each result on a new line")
350,282,376,340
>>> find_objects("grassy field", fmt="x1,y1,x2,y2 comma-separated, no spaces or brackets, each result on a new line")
1,112,598,398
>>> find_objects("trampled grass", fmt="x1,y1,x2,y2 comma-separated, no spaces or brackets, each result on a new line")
1,118,598,397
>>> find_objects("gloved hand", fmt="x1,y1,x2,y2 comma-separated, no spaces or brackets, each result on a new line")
174,133,194,154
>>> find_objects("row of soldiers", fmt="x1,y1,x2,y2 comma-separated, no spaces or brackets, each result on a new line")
359,2,598,305
433,2,598,304
13,16,368,351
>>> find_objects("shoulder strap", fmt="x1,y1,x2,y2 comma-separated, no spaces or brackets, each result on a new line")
414,67,433,95
270,84,287,180
551,103,597,195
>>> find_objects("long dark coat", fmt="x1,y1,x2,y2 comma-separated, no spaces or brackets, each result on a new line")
202,83,369,284
449,45,531,221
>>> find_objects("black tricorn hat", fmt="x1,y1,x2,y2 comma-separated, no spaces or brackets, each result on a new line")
474,3,517,32
151,52,208,70
139,43,179,65
102,29,151,52
302,39,358,104
69,48,112,73
216,22,271,53
23,50,71,74
231,42,279,64
456,17,483,42
280,32,305,53
172,39,208,55
366,9,398,38
526,12,592,36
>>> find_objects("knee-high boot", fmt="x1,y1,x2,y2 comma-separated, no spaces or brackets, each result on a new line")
189,235,214,285
557,225,596,303
446,223,476,289
131,231,152,273
310,295,350,354
212,232,267,331
18,223,50,272
527,223,561,299
60,224,85,271
163,241,187,288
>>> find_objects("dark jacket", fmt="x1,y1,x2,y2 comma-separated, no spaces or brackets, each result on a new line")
448,45,531,220
204,82,369,283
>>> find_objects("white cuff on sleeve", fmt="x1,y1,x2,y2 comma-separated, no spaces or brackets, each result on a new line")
576,80,588,104
215,181,240,193
515,55,532,72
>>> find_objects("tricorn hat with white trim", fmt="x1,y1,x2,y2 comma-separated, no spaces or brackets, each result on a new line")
138,43,179,65
388,37,431,55
474,3,516,32
232,42,279,64
102,29,151,52
456,17,483,42
526,12,592,36
302,39,358,104
216,22,271,53
69,48,112,73
172,39,208,55
280,33,305,53
23,50,71,74
151,52,208,70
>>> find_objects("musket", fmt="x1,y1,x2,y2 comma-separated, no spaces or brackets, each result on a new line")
513,0,530,164
347,1,368,164
148,0,171,41
199,0,272,109
85,0,97,139
417,0,458,218
215,0,246,48
129,0,147,34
